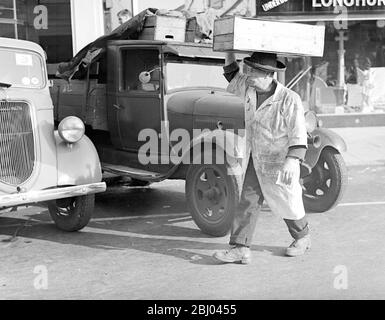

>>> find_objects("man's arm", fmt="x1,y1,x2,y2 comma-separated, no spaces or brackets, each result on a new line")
282,93,308,185
286,146,307,162
223,52,239,83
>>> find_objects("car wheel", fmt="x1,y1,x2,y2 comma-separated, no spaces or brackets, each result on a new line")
302,148,348,213
186,163,242,237
48,195,94,232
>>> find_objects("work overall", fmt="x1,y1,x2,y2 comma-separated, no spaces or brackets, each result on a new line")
227,72,309,247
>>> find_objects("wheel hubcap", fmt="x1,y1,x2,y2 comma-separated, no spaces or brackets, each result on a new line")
302,158,332,199
194,167,228,222
54,198,76,217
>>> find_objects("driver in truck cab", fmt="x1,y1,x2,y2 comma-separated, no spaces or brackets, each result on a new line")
214,52,311,264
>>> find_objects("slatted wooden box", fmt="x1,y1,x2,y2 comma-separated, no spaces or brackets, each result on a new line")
139,15,187,42
213,16,325,57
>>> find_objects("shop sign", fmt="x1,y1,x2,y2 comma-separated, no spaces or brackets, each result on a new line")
258,0,385,14
312,0,385,7
262,0,290,12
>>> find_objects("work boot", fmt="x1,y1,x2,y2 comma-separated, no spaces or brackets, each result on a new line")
285,235,311,257
213,246,251,264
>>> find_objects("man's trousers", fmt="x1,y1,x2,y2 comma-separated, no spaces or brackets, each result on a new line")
230,157,309,247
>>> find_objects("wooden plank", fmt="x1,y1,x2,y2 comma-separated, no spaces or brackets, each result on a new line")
213,16,234,36
139,26,186,42
213,17,325,57
213,34,234,51
140,15,187,42
144,15,186,29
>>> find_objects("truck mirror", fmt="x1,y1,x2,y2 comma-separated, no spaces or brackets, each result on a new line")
139,72,151,84
139,67,161,84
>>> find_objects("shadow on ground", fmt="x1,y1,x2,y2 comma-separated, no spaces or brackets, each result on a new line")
0,183,287,265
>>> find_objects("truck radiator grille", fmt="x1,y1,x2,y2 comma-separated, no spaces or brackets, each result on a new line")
0,101,35,186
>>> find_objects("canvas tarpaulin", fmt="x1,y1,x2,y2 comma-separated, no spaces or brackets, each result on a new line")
56,8,158,81
56,7,224,81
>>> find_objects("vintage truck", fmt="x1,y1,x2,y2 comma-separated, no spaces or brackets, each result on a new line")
0,37,106,232
50,40,348,236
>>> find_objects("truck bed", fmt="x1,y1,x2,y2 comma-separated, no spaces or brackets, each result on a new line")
50,79,108,131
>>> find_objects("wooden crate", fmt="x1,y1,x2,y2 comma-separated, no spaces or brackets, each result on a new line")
213,17,325,57
139,15,187,42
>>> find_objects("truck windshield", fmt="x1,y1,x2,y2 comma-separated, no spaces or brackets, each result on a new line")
165,61,228,91
0,49,45,88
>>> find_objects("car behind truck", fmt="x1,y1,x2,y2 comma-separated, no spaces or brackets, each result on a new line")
50,40,348,237
0,37,106,232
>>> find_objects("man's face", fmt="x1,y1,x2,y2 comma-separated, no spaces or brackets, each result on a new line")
118,15,130,25
244,64,274,91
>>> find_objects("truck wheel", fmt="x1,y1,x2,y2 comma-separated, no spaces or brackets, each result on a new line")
48,195,94,232
186,163,242,237
302,148,347,213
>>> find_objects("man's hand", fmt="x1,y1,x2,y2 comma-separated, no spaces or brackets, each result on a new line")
281,157,300,186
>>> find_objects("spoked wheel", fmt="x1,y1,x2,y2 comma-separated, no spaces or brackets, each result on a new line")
186,163,241,237
302,148,348,213
48,195,94,232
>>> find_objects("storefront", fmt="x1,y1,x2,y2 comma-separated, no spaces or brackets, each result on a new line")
256,0,385,124
0,0,116,62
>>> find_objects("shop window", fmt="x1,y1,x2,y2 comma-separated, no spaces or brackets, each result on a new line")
0,24,16,38
0,0,73,63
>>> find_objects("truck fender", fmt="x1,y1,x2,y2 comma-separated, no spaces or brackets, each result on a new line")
304,127,347,169
55,132,102,186
178,129,244,173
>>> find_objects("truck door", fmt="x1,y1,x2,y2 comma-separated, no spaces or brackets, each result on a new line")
111,47,168,169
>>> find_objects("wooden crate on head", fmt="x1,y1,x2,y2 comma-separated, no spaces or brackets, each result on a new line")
213,16,325,57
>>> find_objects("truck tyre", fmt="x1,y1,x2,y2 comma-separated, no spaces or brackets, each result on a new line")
186,162,242,237
302,148,347,213
48,194,95,232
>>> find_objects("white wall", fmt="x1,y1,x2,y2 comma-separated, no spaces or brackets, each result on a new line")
133,0,185,14
70,0,105,55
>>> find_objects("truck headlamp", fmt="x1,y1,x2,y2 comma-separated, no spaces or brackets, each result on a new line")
58,116,85,144
305,111,318,133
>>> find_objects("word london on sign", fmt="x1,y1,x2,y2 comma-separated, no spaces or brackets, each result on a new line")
312,0,385,6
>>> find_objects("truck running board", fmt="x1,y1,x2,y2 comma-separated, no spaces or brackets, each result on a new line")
102,164,165,182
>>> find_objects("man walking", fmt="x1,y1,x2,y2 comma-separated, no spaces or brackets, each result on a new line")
213,52,311,264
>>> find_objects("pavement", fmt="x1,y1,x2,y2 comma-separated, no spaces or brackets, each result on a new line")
0,126,385,300
330,126,385,167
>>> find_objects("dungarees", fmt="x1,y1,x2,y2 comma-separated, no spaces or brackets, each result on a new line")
226,71,310,247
